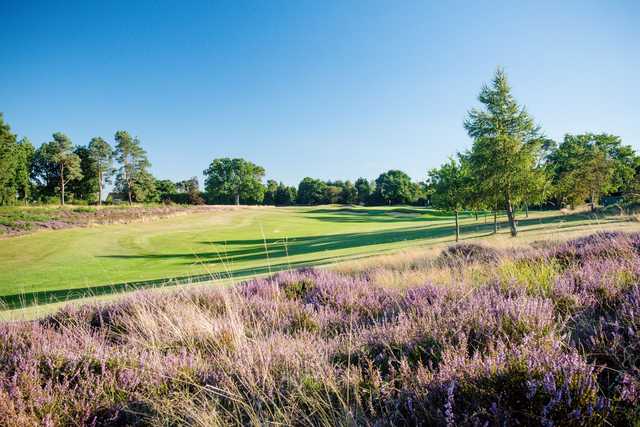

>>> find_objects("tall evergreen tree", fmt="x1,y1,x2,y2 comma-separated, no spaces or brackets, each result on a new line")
114,131,150,204
464,68,542,237
87,137,114,205
39,133,83,205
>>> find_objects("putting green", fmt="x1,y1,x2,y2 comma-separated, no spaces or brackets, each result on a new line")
0,205,630,310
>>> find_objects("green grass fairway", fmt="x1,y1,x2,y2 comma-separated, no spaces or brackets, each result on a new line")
0,205,635,314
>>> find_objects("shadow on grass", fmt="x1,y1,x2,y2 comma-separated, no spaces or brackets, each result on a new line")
0,209,623,312
303,207,473,223
0,256,340,311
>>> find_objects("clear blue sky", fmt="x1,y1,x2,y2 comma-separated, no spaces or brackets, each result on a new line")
2,0,638,186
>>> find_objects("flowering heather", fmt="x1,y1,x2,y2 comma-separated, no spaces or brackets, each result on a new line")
2,231,640,425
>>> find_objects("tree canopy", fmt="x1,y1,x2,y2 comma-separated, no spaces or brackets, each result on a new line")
114,131,151,204
374,170,417,205
203,158,265,205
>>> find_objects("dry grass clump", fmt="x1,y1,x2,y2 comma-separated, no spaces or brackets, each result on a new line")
2,232,640,425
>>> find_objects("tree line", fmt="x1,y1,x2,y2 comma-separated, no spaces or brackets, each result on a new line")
1,68,639,238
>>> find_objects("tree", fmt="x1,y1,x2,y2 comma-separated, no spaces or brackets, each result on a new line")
176,177,204,204
355,177,373,205
340,180,358,204
203,158,265,205
87,137,114,205
68,146,99,203
374,170,416,205
428,157,469,241
325,185,342,204
275,182,296,206
464,68,542,237
131,169,158,202
547,134,618,210
40,133,83,205
297,177,327,205
0,115,34,205
187,177,204,204
0,114,19,205
14,138,34,204
264,179,278,205
155,179,177,202
114,131,150,205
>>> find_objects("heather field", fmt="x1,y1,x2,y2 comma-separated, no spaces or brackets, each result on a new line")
2,231,640,425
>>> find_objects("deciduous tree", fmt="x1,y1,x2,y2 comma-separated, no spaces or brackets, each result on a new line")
203,158,265,205
374,170,416,205
297,177,327,205
428,157,469,241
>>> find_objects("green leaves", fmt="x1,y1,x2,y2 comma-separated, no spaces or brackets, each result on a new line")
114,131,152,203
203,158,266,205
464,68,545,236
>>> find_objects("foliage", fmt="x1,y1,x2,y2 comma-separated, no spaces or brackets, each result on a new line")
548,133,624,209
114,131,151,204
374,169,417,205
34,133,83,205
275,182,297,206
67,146,99,203
340,180,358,204
428,157,469,240
263,179,278,205
0,113,34,205
203,158,266,205
155,179,177,202
428,157,469,212
355,177,374,205
464,68,543,236
297,177,328,205
87,137,114,205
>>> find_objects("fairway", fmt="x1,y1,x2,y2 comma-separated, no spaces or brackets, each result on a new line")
0,205,633,311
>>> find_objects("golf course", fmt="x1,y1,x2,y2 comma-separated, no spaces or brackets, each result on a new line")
1,204,635,317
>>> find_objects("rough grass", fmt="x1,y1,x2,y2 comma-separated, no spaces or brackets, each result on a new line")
0,204,217,237
2,231,640,425
1,205,635,315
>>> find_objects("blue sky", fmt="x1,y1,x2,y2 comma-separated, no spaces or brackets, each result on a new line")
2,0,638,186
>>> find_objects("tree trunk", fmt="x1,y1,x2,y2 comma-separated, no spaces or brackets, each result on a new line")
235,193,240,206
505,198,518,237
493,210,497,234
454,210,460,242
524,202,529,218
98,170,103,206
591,191,596,212
60,164,65,206
125,164,133,205
474,211,478,221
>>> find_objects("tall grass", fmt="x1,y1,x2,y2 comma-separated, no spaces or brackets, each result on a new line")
2,232,640,425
